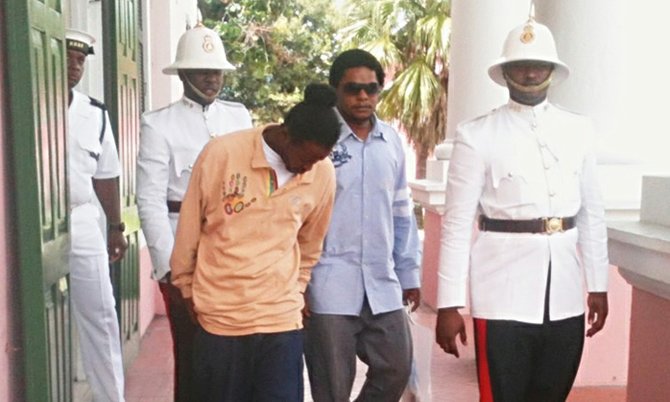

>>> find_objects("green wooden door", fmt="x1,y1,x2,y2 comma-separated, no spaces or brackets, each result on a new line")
102,0,142,365
4,0,71,401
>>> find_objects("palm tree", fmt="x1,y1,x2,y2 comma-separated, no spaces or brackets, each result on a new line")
340,0,451,179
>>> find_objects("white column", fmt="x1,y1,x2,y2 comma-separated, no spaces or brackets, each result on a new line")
65,0,104,100
145,0,199,110
445,0,530,140
536,0,670,209
413,0,532,309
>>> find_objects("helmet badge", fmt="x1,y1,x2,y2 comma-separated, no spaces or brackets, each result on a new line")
520,24,535,44
203,35,215,53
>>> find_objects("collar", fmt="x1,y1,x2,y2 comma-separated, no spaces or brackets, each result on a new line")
69,90,88,116
506,98,550,114
250,125,317,184
180,95,214,112
334,109,387,144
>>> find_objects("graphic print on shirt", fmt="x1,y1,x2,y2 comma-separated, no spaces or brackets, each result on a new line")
330,143,352,168
222,173,257,215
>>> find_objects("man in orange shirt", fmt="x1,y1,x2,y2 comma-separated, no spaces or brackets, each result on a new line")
170,84,340,402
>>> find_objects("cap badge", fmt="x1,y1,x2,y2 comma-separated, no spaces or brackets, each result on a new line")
520,24,535,44
202,35,215,53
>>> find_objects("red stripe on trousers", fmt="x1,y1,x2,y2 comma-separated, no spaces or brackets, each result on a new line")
475,318,494,402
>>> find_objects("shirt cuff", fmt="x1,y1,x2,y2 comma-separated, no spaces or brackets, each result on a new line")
437,278,467,309
396,266,421,290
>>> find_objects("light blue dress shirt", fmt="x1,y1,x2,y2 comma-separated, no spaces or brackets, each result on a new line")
307,111,422,316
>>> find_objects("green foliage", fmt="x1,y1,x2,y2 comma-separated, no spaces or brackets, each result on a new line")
341,0,451,177
200,0,344,123
199,0,451,178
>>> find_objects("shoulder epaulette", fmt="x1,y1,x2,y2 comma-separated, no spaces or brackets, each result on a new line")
89,96,107,143
552,103,585,116
216,99,247,108
89,96,107,110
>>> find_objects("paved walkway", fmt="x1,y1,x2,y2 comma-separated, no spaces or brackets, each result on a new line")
125,308,626,402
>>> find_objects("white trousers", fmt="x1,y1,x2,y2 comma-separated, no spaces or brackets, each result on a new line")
70,252,125,402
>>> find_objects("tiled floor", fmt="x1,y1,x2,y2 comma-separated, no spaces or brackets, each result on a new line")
125,308,626,402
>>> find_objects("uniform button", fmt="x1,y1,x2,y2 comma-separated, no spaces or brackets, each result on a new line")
209,133,216,139
544,164,550,170
549,192,556,197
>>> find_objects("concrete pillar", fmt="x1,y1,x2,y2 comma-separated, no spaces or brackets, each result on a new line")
445,0,529,139
145,0,199,110
414,0,531,310
609,176,670,397
535,0,645,211
65,0,105,100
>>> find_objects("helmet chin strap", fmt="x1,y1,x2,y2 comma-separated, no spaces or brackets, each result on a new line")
184,75,221,103
503,72,553,93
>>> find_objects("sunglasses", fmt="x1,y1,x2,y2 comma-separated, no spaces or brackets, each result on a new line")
342,82,381,96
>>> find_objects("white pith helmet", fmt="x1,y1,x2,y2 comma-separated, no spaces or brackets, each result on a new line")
488,18,570,87
163,24,235,75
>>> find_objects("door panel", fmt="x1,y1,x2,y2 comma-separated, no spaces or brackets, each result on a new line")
5,0,71,400
102,0,142,364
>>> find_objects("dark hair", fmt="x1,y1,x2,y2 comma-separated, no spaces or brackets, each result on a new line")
329,49,385,88
283,83,340,149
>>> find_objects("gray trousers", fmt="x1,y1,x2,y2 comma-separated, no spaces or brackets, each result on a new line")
304,301,412,402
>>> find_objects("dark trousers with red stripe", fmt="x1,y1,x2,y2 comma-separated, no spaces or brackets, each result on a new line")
473,264,585,402
159,281,199,402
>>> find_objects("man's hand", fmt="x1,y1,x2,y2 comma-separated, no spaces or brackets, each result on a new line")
184,297,198,325
403,288,421,312
586,292,608,337
301,292,311,318
107,230,128,263
436,307,467,358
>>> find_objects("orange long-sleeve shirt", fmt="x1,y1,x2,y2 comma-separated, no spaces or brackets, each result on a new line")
170,126,335,336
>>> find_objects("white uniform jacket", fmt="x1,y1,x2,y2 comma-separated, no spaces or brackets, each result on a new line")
136,96,252,280
68,90,122,256
437,100,609,324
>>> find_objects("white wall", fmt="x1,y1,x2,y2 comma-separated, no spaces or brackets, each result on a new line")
65,0,104,100
618,1,670,172
144,0,199,110
445,0,530,139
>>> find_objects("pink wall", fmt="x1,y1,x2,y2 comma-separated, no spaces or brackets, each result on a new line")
139,247,164,336
421,210,631,386
626,288,670,402
574,265,630,386
420,211,441,310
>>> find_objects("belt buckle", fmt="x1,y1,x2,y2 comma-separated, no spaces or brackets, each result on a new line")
544,217,563,234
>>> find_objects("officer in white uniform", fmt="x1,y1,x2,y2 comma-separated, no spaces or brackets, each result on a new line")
67,29,127,402
435,16,610,402
136,23,252,402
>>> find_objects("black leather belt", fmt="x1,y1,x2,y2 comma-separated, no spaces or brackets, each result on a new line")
479,216,576,234
167,200,182,213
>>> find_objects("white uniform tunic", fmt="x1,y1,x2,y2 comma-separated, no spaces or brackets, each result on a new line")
68,89,125,402
137,96,252,280
437,100,609,324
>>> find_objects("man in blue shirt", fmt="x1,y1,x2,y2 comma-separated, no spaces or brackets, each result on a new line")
304,49,422,402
